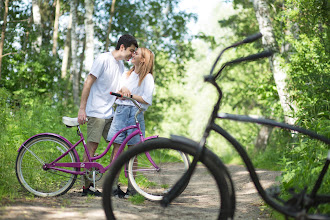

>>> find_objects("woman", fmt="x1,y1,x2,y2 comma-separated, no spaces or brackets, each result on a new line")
107,48,155,198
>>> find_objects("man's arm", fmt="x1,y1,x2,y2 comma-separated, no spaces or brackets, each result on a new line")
78,74,97,124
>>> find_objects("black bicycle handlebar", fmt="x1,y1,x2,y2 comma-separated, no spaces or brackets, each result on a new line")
213,51,273,80
110,92,142,111
210,32,263,75
227,50,273,65
242,32,263,44
110,92,132,98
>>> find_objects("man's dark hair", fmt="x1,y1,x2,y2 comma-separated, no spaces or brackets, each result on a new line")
115,34,138,50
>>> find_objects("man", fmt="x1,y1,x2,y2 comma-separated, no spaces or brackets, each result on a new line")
77,34,138,196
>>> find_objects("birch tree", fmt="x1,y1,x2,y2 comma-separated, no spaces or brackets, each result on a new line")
84,0,94,73
70,0,80,106
253,0,297,125
52,0,60,56
0,0,9,80
105,0,116,51
32,0,42,52
61,12,72,79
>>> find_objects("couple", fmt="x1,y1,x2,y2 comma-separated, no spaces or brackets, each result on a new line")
77,34,155,197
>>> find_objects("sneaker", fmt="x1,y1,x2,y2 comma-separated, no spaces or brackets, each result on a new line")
82,187,102,197
124,189,137,199
112,185,126,198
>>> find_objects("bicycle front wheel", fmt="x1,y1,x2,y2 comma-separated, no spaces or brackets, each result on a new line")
127,145,189,201
16,135,78,197
103,137,235,220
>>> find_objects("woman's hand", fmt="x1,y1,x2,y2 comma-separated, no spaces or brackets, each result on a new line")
118,87,131,99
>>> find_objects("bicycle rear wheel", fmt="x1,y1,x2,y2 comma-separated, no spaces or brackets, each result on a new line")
102,137,235,220
16,135,78,197
127,146,189,201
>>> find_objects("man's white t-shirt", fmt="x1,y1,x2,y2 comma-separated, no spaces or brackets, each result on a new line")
86,52,124,119
115,71,154,110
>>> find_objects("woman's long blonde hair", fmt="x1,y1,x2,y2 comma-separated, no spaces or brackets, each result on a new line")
127,48,154,86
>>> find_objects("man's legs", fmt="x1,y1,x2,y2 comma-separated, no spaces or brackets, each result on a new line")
82,117,112,196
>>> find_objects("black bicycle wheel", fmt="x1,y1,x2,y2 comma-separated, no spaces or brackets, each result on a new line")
16,135,78,197
126,146,190,201
102,137,235,220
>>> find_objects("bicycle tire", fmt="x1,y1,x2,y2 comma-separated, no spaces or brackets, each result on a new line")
127,145,190,201
16,135,78,197
102,137,235,220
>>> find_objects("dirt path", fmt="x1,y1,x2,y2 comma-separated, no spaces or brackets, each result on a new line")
0,165,281,220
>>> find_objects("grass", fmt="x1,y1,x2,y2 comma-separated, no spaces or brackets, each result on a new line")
128,194,145,205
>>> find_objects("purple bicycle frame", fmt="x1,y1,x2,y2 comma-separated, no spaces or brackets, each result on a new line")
18,123,158,175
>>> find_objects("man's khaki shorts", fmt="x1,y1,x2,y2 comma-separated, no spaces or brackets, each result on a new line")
87,117,113,143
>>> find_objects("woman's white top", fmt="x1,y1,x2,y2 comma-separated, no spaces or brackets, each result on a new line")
115,71,154,110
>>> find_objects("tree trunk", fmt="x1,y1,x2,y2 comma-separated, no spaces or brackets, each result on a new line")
0,0,9,81
70,0,80,107
84,0,94,73
253,0,297,125
255,125,273,151
52,0,60,56
105,0,116,51
32,0,42,52
61,12,72,79
79,37,86,85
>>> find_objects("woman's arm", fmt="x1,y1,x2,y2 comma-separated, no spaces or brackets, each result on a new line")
131,94,149,104
117,87,149,104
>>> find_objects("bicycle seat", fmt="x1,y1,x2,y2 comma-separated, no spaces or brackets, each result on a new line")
62,117,80,127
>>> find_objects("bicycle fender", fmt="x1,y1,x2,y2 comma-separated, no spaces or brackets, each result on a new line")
18,133,80,161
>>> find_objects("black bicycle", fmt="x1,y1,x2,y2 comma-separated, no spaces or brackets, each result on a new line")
102,33,330,220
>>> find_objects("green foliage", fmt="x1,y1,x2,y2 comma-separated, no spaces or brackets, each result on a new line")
275,2,329,213
1,0,196,146
279,138,329,213
0,89,81,201
287,34,329,129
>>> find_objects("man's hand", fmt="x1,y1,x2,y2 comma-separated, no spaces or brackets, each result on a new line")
78,108,87,125
77,74,96,125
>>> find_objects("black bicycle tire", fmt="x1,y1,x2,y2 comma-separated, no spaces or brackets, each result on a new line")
102,137,235,220
127,148,190,201
16,135,78,197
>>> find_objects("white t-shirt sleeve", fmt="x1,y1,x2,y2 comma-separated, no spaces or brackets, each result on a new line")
141,74,155,105
89,54,106,78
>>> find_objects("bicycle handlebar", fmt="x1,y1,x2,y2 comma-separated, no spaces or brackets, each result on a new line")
110,92,132,99
110,92,142,111
227,50,273,65
210,32,263,75
242,32,263,44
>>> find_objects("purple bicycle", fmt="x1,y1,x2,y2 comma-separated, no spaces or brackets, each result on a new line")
15,92,189,199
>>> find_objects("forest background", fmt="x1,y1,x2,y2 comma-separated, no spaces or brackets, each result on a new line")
0,0,329,216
